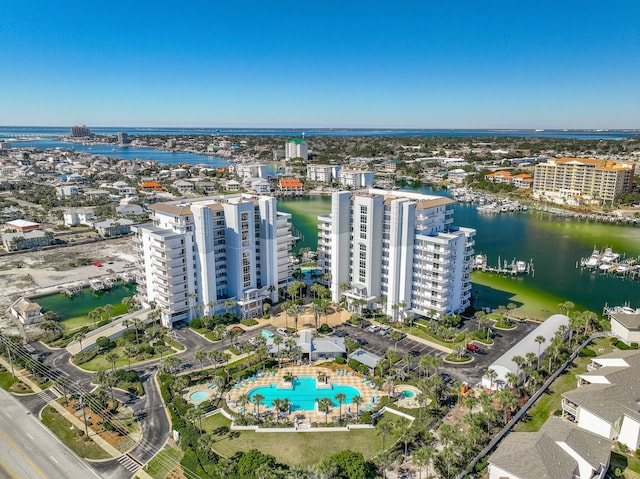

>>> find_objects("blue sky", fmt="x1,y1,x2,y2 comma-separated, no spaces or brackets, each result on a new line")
1,1,639,128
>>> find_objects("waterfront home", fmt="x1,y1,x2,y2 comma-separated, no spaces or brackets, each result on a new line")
94,218,134,238
609,313,640,345
488,418,611,479
562,350,640,450
10,298,44,325
1,230,55,252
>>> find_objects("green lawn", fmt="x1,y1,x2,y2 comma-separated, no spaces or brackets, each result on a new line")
41,405,111,460
138,446,184,479
75,346,173,372
610,452,640,479
60,305,128,331
0,370,18,391
201,413,403,466
516,338,614,432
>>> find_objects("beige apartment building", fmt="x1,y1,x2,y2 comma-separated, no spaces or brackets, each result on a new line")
533,157,634,206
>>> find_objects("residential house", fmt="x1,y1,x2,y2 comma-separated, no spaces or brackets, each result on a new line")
488,418,611,479
173,180,196,195
94,218,134,238
609,313,640,345
562,350,640,450
63,207,95,226
10,298,44,325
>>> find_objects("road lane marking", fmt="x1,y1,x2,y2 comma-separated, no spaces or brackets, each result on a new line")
50,456,58,464
0,458,20,479
0,427,48,479
27,433,33,440
4,413,11,419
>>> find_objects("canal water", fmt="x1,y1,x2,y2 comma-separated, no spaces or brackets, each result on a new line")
35,283,136,327
277,191,640,315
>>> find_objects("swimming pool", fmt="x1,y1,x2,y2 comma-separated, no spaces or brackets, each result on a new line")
248,376,361,411
401,390,414,398
189,390,210,403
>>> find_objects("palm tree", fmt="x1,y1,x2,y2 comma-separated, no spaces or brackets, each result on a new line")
103,304,113,321
195,350,207,371
75,332,86,352
287,303,304,331
161,356,181,375
534,335,546,369
252,393,264,418
123,345,136,370
317,397,333,424
413,446,432,479
335,392,346,423
238,393,250,417
485,368,498,391
511,355,525,375
376,421,393,451
390,330,404,352
105,351,119,372
38,320,62,340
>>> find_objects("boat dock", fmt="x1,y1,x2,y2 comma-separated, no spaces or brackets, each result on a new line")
474,255,535,276
578,247,640,280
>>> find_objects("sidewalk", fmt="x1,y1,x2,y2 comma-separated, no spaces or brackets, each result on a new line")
0,355,154,479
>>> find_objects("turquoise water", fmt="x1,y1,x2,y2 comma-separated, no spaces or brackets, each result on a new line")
248,376,361,411
189,390,211,403
401,390,414,398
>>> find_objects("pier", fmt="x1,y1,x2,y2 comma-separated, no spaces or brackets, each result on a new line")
578,247,640,280
473,255,535,276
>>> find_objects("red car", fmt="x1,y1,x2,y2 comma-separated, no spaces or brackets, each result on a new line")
466,343,479,353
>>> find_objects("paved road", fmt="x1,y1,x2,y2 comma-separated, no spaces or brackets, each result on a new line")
0,388,100,479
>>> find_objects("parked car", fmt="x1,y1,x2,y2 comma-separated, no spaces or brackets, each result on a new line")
366,325,380,333
355,338,368,346
276,327,289,336
466,343,479,353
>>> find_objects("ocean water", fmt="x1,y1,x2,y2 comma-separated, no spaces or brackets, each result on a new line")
2,126,638,140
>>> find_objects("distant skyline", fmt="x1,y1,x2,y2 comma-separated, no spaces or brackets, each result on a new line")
2,1,639,129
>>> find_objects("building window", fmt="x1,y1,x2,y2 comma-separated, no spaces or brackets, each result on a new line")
242,251,251,287
241,212,250,247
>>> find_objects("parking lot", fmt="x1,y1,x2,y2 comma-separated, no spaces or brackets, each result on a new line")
335,319,539,386
337,322,447,361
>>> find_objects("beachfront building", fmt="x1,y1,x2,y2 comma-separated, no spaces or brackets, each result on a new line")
533,157,634,206
70,125,91,137
307,164,341,183
229,163,269,180
133,194,294,328
562,350,640,450
481,314,570,391
609,312,640,345
338,169,374,188
488,418,611,479
285,138,308,161
317,189,475,320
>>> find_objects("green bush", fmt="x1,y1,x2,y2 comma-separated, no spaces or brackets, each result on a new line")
579,347,596,357
334,356,345,365
318,323,333,334
189,317,203,329
241,319,258,327
347,358,359,370
615,341,637,350
74,348,98,365
96,319,110,328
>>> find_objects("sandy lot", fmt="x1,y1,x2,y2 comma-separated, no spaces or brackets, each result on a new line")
0,237,137,335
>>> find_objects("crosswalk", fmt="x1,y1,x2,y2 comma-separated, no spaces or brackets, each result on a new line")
36,388,58,404
117,454,141,473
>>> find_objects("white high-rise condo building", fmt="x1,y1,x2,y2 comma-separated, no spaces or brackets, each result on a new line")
285,138,308,161
133,194,294,328
318,189,475,320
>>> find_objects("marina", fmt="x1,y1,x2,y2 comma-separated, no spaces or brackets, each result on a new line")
473,255,534,276
578,247,640,279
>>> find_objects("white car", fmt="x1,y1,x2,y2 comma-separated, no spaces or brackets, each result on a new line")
276,327,289,336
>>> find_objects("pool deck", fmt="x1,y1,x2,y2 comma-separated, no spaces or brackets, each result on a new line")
227,365,385,424
393,385,423,409
184,382,219,406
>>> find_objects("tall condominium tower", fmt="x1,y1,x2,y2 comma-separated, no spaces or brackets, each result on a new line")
318,189,475,320
133,194,294,328
285,138,308,161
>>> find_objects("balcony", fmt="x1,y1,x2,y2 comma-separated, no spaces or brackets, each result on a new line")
561,398,578,418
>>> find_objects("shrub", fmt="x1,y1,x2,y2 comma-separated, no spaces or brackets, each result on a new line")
360,411,372,424
262,314,270,319
358,364,369,374
96,319,110,328
318,323,332,334
189,317,203,329
241,319,258,327
579,347,596,357
347,358,359,370
334,356,345,365
144,345,154,355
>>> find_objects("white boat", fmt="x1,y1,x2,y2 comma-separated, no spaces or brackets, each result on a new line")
516,261,527,273
616,265,630,274
602,247,620,263
475,255,486,266
599,263,613,271
477,203,500,214
584,249,600,268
